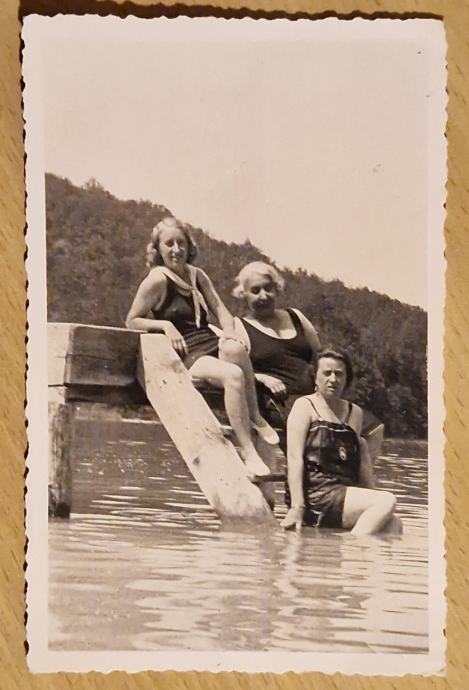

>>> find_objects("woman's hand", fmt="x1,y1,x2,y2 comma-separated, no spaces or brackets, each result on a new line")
280,506,304,531
256,373,287,397
162,322,188,358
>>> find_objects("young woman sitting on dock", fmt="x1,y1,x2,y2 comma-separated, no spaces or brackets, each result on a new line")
233,262,321,433
126,216,279,480
281,348,402,535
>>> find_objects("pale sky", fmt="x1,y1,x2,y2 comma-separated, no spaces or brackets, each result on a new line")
38,17,442,308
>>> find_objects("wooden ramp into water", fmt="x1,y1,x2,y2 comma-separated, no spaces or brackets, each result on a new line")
138,334,274,522
47,323,276,523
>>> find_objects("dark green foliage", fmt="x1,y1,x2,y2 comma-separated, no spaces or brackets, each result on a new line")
45,173,427,439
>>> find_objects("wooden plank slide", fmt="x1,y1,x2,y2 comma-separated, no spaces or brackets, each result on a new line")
138,334,275,523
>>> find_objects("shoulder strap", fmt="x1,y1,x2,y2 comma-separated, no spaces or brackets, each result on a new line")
286,308,304,334
305,394,321,419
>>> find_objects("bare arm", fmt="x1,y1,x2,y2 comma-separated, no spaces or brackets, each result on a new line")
291,309,321,352
358,436,375,489
125,271,187,356
348,403,363,436
346,403,373,487
125,271,167,332
196,269,237,338
280,397,313,530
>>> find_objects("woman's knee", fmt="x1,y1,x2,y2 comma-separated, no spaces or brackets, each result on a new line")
220,362,245,389
219,338,245,362
375,491,396,518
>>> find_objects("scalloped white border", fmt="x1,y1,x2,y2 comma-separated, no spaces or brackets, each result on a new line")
23,14,447,675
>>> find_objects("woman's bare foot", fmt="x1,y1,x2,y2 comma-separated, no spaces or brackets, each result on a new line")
251,417,280,446
239,447,271,479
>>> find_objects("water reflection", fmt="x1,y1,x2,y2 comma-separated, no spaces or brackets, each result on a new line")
49,420,428,652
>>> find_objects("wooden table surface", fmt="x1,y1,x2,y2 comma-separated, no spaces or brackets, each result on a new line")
1,1,468,688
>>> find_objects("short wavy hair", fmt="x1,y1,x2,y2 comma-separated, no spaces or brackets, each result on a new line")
316,347,354,389
232,261,285,299
146,216,198,268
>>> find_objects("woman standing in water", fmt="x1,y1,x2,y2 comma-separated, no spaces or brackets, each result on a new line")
233,261,320,428
282,348,402,535
126,217,279,479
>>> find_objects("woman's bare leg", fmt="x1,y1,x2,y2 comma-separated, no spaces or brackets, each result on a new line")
380,515,403,535
218,340,262,420
219,340,279,444
189,356,270,476
342,486,398,536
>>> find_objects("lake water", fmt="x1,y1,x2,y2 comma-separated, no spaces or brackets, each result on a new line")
49,419,428,653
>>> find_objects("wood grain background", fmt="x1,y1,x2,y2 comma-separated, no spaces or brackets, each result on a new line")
1,0,467,688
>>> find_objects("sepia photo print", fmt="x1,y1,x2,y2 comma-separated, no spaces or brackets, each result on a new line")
23,14,446,675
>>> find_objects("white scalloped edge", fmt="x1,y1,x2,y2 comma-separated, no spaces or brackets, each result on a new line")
22,13,447,675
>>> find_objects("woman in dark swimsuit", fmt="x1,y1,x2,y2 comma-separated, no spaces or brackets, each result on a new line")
126,217,279,479
281,348,402,535
233,262,320,429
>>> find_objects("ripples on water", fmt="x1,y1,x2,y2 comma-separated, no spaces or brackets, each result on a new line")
49,419,428,653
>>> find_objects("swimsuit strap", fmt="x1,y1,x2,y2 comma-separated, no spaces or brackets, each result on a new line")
285,308,304,334
307,394,353,425
305,396,322,420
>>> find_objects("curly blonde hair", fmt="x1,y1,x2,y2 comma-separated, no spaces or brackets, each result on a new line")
232,261,285,299
146,216,198,268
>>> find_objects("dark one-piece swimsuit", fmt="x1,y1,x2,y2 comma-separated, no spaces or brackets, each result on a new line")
152,275,219,369
241,309,314,396
242,309,315,429
285,397,361,528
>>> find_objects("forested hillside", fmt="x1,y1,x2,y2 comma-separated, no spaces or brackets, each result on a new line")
45,173,427,438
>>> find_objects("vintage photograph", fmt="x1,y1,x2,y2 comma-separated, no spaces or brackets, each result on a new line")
23,15,446,674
